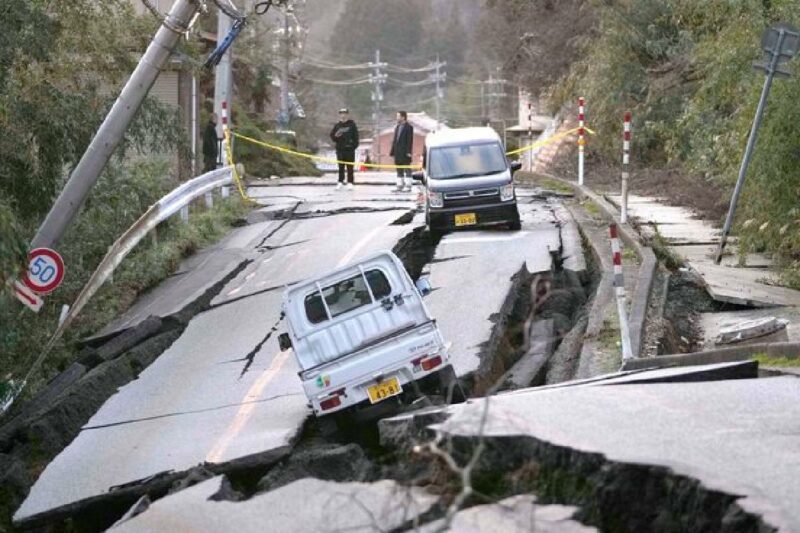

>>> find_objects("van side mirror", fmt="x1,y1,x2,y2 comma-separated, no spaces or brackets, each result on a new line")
510,161,522,173
278,332,293,351
415,277,432,296
412,170,425,184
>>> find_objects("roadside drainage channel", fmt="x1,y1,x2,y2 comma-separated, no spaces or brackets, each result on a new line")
535,173,658,361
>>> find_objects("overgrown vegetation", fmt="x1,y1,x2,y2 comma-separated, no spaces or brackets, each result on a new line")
753,354,800,367
0,2,256,401
233,112,322,178
0,160,247,403
544,0,800,286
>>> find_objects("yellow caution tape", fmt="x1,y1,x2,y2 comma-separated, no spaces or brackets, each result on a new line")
504,126,596,157
232,132,422,170
231,125,596,172
223,128,256,204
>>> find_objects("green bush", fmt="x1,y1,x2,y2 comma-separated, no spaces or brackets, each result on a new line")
232,112,322,178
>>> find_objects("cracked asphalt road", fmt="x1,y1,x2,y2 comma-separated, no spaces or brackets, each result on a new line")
15,173,579,525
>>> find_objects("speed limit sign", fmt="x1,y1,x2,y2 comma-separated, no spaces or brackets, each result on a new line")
23,248,65,294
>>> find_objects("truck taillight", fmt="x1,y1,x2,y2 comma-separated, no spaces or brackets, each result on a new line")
421,355,442,371
319,389,345,411
320,396,341,411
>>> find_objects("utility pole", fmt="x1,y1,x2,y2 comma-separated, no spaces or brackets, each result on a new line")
432,55,447,129
369,50,387,162
480,82,486,120
32,0,200,251
715,23,799,263
214,7,234,166
279,3,292,128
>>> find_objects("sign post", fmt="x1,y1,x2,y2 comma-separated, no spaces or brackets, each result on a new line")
715,23,800,264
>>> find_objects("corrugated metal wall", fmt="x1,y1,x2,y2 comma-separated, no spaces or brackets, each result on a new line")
150,71,180,108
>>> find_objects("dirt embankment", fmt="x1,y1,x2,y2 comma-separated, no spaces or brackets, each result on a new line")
548,132,730,224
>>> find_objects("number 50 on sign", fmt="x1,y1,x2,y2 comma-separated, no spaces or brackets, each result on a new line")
24,248,65,294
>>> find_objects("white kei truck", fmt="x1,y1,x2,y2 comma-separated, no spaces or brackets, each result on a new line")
278,251,461,421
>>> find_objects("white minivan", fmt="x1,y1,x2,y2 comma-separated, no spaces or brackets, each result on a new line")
278,251,460,420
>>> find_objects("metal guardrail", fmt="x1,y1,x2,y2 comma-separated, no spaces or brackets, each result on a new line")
17,167,234,395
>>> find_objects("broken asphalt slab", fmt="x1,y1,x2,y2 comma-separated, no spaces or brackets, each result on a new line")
212,210,422,306
607,193,800,308
111,477,437,533
15,289,308,525
87,221,274,341
382,370,800,531
419,495,595,533
15,196,432,526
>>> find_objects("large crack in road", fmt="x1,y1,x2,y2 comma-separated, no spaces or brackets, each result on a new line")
10,185,605,531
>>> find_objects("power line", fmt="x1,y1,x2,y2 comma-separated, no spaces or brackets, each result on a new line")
303,76,373,86
387,76,437,87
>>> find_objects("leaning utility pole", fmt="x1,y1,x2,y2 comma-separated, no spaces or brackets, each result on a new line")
715,23,799,263
32,0,200,251
279,3,292,127
215,6,234,164
369,50,387,162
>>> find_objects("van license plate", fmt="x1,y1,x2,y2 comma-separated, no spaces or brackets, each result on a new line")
367,377,402,404
455,213,477,226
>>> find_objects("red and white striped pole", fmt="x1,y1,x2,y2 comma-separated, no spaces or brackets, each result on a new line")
610,224,633,360
621,112,631,224
527,99,533,172
220,100,230,198
578,97,586,186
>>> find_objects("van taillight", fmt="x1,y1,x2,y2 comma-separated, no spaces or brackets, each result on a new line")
421,355,442,371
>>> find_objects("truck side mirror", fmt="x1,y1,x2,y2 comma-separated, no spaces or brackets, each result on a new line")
278,332,293,351
412,170,425,184
415,277,432,296
509,161,522,173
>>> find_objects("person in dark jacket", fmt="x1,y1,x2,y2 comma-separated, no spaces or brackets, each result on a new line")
330,108,359,189
389,110,414,192
202,113,219,173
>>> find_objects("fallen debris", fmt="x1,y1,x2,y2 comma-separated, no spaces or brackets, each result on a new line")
716,317,789,345
111,477,437,533
419,495,595,533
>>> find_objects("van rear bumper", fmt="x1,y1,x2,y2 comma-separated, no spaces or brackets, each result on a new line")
428,201,519,230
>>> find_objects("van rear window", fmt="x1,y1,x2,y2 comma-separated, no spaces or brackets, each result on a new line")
304,269,392,324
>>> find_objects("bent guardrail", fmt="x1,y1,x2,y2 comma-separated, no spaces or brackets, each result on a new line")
7,167,235,410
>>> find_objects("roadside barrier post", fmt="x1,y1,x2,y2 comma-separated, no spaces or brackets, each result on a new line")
621,112,631,224
220,101,231,198
180,205,189,223
610,224,634,360
578,97,586,186
527,99,534,172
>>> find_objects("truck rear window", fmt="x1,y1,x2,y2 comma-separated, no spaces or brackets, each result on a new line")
304,269,392,324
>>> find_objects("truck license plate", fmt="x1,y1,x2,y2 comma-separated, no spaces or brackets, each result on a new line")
367,377,402,404
454,213,477,226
